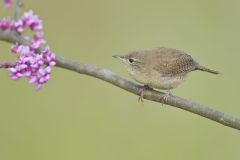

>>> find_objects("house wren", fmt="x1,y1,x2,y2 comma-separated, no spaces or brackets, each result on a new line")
113,47,219,102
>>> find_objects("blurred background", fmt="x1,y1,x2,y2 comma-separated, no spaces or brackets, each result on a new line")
0,0,240,159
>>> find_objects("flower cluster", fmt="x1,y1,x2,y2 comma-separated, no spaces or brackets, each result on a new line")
0,10,42,32
0,4,56,91
10,45,55,90
15,10,42,32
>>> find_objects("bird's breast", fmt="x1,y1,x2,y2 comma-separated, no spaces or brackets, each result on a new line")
147,76,186,90
127,67,186,90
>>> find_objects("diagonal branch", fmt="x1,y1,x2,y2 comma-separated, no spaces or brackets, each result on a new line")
0,30,240,130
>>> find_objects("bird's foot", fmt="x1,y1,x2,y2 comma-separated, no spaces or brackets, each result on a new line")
138,85,152,102
160,90,172,105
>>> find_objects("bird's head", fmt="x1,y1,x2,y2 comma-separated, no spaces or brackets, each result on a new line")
112,51,145,70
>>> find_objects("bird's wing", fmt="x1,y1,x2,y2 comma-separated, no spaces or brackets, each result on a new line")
152,48,198,76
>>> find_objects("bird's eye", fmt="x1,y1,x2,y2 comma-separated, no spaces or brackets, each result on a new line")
129,58,134,63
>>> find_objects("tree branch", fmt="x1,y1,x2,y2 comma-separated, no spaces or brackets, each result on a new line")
0,30,240,131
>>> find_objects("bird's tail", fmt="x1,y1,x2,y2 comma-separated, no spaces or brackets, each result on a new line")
196,65,220,74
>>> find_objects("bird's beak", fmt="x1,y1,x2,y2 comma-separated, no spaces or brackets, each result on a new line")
112,55,123,59
112,55,121,59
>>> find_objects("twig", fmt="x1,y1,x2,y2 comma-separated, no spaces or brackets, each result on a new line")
0,30,240,130
0,61,15,68
14,0,23,21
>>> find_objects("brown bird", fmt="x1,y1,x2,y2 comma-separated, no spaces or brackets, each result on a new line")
113,47,219,102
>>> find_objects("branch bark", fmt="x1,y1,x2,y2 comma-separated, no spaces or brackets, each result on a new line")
14,0,23,21
0,30,240,131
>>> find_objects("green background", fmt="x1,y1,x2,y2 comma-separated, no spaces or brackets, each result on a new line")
0,0,240,159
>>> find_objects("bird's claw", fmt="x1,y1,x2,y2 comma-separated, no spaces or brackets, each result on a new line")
160,90,172,105
138,87,144,102
138,85,152,102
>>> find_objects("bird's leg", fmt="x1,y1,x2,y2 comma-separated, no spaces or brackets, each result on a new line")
138,85,152,102
160,90,172,105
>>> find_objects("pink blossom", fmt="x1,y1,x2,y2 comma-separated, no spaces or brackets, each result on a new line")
33,32,46,44
42,47,56,66
3,0,12,9
0,18,13,30
14,20,24,33
22,10,42,31
30,32,46,50
30,41,41,50
11,43,21,53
